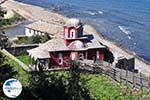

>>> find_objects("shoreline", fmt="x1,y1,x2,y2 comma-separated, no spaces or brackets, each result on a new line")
2,0,150,76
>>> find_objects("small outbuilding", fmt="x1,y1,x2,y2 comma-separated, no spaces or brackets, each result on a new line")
25,21,54,37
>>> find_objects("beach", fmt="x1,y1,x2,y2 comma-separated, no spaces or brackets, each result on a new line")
1,0,150,76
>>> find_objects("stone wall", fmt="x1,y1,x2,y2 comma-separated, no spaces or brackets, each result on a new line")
6,44,39,56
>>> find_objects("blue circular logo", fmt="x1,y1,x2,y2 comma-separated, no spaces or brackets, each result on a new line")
3,78,22,98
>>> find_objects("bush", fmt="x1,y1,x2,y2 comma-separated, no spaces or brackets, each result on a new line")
0,12,24,28
28,35,41,44
0,6,6,18
40,34,51,43
0,52,18,99
27,34,50,44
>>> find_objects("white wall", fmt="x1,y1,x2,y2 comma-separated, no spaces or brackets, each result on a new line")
25,28,34,37
25,28,46,37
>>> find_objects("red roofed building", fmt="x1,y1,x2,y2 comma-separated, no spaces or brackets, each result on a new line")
27,18,112,70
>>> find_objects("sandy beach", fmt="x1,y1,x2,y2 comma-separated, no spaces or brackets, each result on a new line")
1,0,150,76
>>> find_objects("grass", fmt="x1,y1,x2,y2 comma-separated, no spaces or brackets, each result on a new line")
1,52,29,85
84,74,149,100
16,54,31,66
5,57,29,86
1,51,149,99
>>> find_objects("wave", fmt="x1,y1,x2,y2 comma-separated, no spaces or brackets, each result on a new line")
85,11,96,15
84,10,104,16
128,36,132,40
50,3,73,12
118,25,131,35
98,11,104,14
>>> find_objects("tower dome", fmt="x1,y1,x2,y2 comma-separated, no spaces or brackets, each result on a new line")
64,18,83,40
65,18,81,27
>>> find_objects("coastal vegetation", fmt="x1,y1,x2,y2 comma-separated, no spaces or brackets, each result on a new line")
16,34,51,44
0,52,17,99
0,6,25,29
0,32,12,49
19,64,92,100
17,53,31,66
28,34,51,44
0,51,149,100
0,51,29,85
0,13,24,29
0,6,6,18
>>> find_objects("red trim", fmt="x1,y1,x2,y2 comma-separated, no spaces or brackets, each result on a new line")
99,52,104,60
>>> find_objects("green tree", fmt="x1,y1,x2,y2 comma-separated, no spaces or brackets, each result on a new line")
19,61,92,100
0,32,11,49
20,71,69,100
67,61,92,100
0,6,6,18
28,35,41,44
40,34,51,43
0,52,17,99
28,34,51,44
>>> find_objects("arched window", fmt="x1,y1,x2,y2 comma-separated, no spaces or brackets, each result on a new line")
78,53,84,60
58,53,63,65
96,51,100,60
71,52,76,60
70,29,76,38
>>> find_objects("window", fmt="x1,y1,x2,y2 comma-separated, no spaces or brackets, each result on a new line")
58,53,63,65
96,51,99,60
71,52,76,60
59,59,62,64
70,29,76,38
34,30,36,35
29,29,31,33
79,53,84,60
65,28,68,38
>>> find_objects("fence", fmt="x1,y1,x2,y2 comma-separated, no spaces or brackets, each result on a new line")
78,60,150,96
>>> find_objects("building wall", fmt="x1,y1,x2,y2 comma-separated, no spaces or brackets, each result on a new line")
116,58,135,71
49,51,70,67
25,28,45,37
49,51,87,67
49,49,105,67
25,28,34,36
87,49,104,61
77,51,86,60
64,26,83,39
6,44,39,56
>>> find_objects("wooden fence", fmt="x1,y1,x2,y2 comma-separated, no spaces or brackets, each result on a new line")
77,60,150,95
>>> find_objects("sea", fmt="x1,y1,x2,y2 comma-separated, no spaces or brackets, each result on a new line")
3,0,150,62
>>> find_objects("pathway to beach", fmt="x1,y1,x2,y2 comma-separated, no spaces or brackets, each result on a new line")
1,0,150,76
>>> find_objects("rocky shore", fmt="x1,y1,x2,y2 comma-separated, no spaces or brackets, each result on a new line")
1,0,150,76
